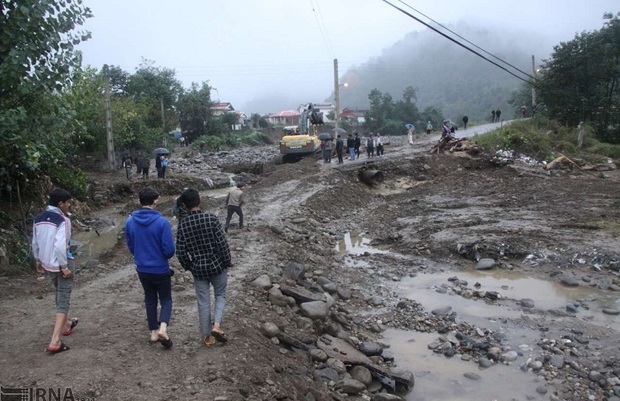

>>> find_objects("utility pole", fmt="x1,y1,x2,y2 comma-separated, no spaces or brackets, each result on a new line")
531,55,537,109
160,97,167,147
334,58,340,129
103,64,116,170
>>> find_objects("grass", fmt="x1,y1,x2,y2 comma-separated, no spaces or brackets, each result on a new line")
473,119,620,163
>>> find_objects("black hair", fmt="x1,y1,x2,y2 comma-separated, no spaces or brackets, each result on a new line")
48,188,71,207
180,188,200,209
138,187,160,206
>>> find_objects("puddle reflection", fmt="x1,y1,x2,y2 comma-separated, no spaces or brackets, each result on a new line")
384,329,545,401
336,231,390,255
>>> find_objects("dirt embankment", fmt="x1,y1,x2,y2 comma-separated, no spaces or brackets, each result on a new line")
1,139,620,401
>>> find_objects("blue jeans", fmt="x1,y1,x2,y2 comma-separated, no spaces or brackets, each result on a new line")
194,271,228,338
138,272,172,330
348,147,355,159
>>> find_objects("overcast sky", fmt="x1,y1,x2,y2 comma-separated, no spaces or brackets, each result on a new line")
77,0,618,114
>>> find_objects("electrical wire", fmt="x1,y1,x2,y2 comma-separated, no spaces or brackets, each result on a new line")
309,0,335,59
381,0,540,88
394,0,536,81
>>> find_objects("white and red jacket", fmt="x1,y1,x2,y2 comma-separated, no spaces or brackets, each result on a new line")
32,206,71,272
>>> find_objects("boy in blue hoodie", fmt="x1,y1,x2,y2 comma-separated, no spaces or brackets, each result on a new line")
125,187,176,347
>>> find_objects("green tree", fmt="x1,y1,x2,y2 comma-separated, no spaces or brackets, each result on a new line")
177,82,215,141
0,0,92,199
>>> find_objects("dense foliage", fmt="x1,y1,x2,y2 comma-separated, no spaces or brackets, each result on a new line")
536,15,620,143
362,86,424,134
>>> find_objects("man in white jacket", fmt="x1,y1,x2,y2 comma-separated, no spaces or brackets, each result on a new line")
32,188,79,353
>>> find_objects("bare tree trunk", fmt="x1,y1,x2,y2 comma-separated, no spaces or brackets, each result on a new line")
577,122,585,148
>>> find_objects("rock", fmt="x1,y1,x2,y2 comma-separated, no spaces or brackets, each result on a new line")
431,306,452,317
603,308,620,315
280,284,327,304
478,357,492,368
260,322,280,338
475,258,496,270
536,386,548,394
322,282,338,294
566,304,579,314
519,298,535,308
314,367,340,383
463,372,481,380
251,274,272,290
300,301,329,320
310,349,328,362
327,358,347,374
350,366,372,386
336,287,352,300
282,261,305,282
339,378,366,394
501,351,518,363
268,287,296,307
372,394,403,401
549,355,565,369
560,276,579,287
359,341,383,357
172,285,186,292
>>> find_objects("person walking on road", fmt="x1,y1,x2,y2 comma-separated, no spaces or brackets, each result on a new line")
495,109,502,122
462,115,469,130
224,183,245,233
32,188,79,354
125,187,176,348
491,110,496,123
176,188,232,347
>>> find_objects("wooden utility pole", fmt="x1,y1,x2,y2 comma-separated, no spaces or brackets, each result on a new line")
334,58,340,128
531,55,537,108
160,97,167,147
103,64,116,170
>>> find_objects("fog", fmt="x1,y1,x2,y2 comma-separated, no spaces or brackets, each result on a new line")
77,0,618,114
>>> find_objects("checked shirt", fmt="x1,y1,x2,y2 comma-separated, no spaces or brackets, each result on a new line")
176,210,231,280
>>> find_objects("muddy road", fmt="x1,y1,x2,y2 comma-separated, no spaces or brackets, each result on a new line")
1,133,619,401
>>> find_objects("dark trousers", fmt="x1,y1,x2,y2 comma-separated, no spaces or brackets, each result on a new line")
138,272,172,330
377,144,384,156
142,167,149,179
336,149,343,163
225,205,243,231
367,147,374,157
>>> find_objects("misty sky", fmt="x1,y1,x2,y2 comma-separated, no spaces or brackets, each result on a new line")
77,0,618,114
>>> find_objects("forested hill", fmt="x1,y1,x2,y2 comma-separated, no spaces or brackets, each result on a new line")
338,22,555,122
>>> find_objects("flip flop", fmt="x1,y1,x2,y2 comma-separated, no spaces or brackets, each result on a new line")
46,342,70,354
203,336,216,347
211,329,228,343
62,318,79,336
158,334,173,349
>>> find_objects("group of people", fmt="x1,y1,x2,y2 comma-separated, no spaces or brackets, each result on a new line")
491,109,502,122
33,183,246,353
121,153,170,180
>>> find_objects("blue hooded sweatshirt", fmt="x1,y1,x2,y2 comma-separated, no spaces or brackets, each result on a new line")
125,208,175,274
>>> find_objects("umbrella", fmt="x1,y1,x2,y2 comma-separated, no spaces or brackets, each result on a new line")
317,132,333,140
332,127,347,135
405,123,415,129
153,147,170,155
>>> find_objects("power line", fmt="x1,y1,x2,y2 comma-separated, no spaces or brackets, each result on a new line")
394,0,536,81
309,0,335,59
381,0,539,88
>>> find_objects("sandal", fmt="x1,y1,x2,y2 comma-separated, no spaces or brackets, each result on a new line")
158,334,173,349
211,329,228,344
203,336,216,347
46,342,70,354
62,318,79,336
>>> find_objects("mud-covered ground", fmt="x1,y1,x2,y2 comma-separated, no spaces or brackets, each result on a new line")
1,132,619,401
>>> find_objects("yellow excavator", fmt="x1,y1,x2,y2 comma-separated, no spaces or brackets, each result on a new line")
279,103,323,162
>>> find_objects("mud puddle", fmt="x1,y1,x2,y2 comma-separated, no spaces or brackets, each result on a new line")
336,231,391,255
390,269,620,331
384,329,546,401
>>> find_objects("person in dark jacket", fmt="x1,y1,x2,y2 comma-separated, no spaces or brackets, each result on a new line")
346,134,355,160
354,133,361,159
125,187,176,347
176,188,232,347
335,134,344,164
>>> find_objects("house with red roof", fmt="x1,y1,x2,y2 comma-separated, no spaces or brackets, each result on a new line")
267,110,300,126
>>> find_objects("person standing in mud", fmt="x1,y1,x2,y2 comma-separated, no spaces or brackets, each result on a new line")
141,156,150,179
33,188,79,354
335,134,344,164
125,187,175,348
354,133,361,159
375,133,384,156
176,188,231,347
366,133,375,158
160,155,168,179
346,134,355,160
122,153,133,180
426,121,433,135
224,183,245,233
155,154,162,178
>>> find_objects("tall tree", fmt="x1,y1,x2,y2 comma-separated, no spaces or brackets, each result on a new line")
177,82,215,140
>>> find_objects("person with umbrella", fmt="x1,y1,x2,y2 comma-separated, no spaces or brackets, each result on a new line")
318,133,332,163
